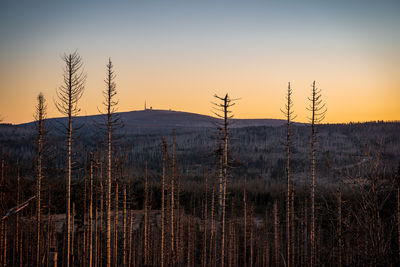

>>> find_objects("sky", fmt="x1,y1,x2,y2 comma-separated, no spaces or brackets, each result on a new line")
0,0,399,124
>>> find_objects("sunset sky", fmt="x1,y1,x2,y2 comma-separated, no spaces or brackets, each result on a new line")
0,0,399,124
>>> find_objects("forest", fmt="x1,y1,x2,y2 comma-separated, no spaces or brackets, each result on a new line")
0,51,399,267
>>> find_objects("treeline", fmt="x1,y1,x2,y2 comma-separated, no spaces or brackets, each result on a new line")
0,51,399,267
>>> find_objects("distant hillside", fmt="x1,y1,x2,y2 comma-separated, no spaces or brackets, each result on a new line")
18,109,290,129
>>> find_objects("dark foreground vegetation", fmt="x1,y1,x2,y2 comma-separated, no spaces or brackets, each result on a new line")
1,52,399,267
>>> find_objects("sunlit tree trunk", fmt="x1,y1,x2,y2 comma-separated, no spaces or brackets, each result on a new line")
337,190,342,267
47,203,51,267
128,210,133,267
103,58,118,267
16,168,21,267
114,176,118,267
71,203,75,266
171,131,176,265
89,154,94,267
144,161,149,266
291,189,295,267
243,177,247,267
123,187,126,267
161,138,168,267
55,52,85,267
396,163,400,262
36,93,46,267
282,82,295,267
307,81,326,267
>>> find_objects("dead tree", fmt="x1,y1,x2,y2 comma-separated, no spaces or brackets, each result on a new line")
337,190,342,267
35,92,47,267
281,82,296,267
171,130,176,265
243,176,247,267
71,203,75,266
102,58,119,267
291,189,295,267
123,186,127,267
212,93,236,267
89,153,94,267
306,81,326,267
114,171,119,267
144,161,149,266
161,138,168,267
55,51,86,267
398,164,400,260
16,168,21,267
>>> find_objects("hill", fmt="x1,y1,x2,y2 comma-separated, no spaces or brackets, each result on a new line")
17,109,290,130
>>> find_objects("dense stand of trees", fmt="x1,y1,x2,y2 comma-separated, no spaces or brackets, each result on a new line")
0,53,399,267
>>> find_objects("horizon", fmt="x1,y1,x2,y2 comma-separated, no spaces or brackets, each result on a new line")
1,0,399,124
1,107,399,126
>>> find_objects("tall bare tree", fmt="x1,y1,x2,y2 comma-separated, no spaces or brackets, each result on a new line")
397,164,400,260
307,81,326,267
102,58,119,267
144,161,149,266
161,138,168,267
89,153,94,267
212,93,236,267
281,82,296,267
35,92,47,267
337,189,343,267
55,51,86,267
171,130,176,264
243,176,247,267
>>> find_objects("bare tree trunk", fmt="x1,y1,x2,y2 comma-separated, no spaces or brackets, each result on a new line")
89,154,94,267
398,183,400,260
71,203,75,267
83,171,87,267
187,214,191,267
123,187,126,267
304,199,308,267
308,81,326,267
291,190,295,267
221,95,229,267
0,160,3,267
93,209,99,267
218,129,223,221
171,131,176,265
114,176,119,267
16,168,20,267
250,207,254,267
104,58,118,267
202,176,208,267
213,93,234,267
161,139,168,267
19,219,22,267
144,161,149,266
128,210,133,267
243,177,247,267
100,164,104,267
55,52,85,267
209,184,215,267
67,97,72,267
3,221,6,267
282,82,295,267
36,94,44,267
47,197,51,267
338,190,342,267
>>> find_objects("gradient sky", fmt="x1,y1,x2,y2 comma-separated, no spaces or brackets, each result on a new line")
0,0,399,124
